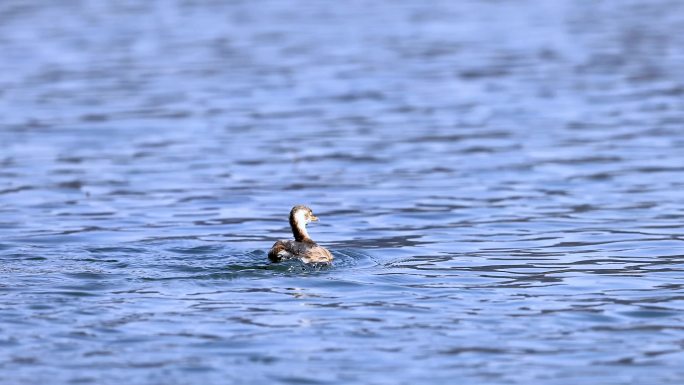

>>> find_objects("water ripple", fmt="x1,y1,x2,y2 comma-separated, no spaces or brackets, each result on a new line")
1,0,684,384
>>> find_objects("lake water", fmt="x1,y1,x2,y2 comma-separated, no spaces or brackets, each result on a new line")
1,1,684,384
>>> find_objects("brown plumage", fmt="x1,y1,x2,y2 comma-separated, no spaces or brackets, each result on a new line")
268,205,333,264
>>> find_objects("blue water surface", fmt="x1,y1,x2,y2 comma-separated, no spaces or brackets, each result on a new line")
1,1,684,384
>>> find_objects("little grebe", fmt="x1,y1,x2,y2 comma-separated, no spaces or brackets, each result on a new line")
268,205,333,264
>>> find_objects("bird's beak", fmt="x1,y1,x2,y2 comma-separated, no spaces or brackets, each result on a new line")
310,215,319,222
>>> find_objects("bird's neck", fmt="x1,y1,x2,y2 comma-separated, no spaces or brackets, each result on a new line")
290,216,312,242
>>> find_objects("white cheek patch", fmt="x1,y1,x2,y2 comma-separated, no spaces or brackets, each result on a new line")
295,210,309,225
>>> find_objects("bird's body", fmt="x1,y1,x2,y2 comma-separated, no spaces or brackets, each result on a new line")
268,239,333,264
268,206,333,264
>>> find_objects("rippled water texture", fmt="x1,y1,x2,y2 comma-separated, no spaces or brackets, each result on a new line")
2,1,684,384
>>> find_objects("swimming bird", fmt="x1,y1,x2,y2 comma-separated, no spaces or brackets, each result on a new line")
268,205,333,264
